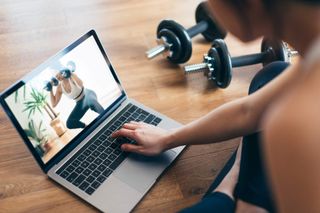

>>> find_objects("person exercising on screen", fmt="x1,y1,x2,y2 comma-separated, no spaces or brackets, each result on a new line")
50,61,104,129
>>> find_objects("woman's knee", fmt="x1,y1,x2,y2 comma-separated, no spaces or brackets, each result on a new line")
249,61,290,95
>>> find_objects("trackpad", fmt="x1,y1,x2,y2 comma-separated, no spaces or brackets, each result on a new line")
114,150,176,193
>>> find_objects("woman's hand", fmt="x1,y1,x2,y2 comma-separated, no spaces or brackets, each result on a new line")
111,121,173,156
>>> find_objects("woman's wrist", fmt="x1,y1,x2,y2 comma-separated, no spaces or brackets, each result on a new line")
162,128,180,151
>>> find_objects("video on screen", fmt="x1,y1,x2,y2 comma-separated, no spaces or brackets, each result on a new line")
5,36,122,163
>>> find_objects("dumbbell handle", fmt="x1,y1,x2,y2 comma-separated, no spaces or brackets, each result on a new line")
187,20,208,38
184,49,271,74
231,50,269,67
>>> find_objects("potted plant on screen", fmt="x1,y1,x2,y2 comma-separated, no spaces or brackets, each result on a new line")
24,120,48,156
23,88,66,136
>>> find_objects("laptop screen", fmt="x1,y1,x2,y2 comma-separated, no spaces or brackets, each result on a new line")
2,31,124,165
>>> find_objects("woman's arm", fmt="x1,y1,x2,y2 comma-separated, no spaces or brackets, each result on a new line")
50,85,62,107
113,64,300,155
70,73,83,88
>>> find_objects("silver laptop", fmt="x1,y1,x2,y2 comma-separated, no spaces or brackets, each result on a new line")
0,30,185,213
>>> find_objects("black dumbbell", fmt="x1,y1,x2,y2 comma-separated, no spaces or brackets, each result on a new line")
60,61,76,79
184,38,298,88
146,1,226,64
44,77,59,91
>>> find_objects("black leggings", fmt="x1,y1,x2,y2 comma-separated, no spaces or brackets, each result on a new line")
66,89,104,129
180,61,290,213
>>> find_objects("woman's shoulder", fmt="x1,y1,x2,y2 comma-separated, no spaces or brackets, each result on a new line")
263,52,320,140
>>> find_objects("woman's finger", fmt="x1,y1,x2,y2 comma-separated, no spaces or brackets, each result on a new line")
122,122,139,130
111,128,135,139
121,143,143,154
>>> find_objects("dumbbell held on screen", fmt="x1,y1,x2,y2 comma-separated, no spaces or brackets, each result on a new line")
60,61,76,79
146,1,226,64
44,77,59,92
184,38,299,88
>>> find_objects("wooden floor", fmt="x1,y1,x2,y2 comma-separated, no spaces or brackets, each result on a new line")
0,0,262,212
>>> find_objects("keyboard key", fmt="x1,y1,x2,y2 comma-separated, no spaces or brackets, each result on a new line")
92,151,100,157
110,153,128,170
115,121,122,127
97,175,107,183
114,149,121,155
103,159,112,166
85,187,95,195
91,181,101,189
83,169,92,176
81,161,89,168
108,154,117,161
72,160,81,167
124,112,131,117
95,140,102,146
60,171,69,178
92,170,101,177
73,174,86,186
110,143,118,149
103,168,112,177
99,153,108,159
77,154,86,161
75,167,84,174
128,105,137,113
97,146,105,152
88,144,97,151
105,147,112,154
138,114,146,121
86,175,95,183
66,165,75,173
110,125,117,131
87,156,95,162
119,116,126,122
83,149,92,156
104,130,112,136
127,116,135,122
145,115,155,124
99,135,107,140
154,117,162,124
89,164,98,171
94,158,103,165
102,140,111,147
137,108,149,116
66,172,78,182
132,112,139,119
97,164,106,172
79,181,90,191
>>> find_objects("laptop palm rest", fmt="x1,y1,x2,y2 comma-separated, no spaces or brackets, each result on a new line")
113,150,176,193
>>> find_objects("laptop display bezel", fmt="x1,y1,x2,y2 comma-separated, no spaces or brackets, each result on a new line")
0,29,127,173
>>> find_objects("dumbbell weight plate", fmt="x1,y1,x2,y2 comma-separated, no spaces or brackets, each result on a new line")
212,39,232,88
195,2,227,41
44,81,53,91
51,77,59,86
158,29,182,62
66,61,76,72
157,20,192,64
261,38,288,66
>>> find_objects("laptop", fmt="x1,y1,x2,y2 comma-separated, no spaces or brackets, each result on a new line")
0,30,185,212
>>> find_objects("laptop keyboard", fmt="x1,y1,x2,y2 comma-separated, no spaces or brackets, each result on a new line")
56,103,162,195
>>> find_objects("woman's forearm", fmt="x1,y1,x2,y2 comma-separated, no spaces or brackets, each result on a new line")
165,96,259,149
50,90,57,107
